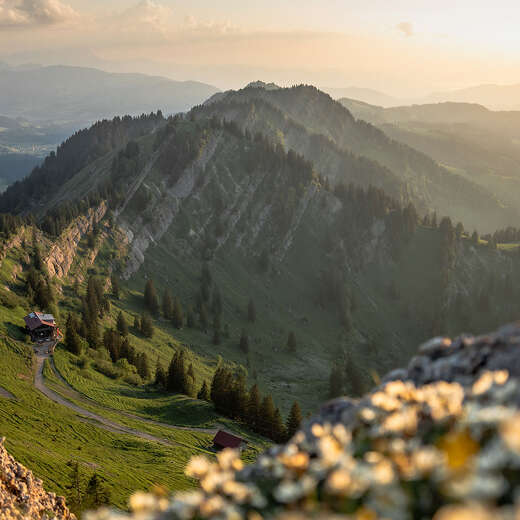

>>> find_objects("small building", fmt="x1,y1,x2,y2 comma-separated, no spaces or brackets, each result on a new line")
212,430,247,451
24,311,58,342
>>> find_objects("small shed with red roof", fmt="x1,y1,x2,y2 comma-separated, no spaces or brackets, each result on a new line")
212,430,247,451
24,311,58,342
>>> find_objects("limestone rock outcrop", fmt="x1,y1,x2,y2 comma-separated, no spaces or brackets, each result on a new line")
0,438,75,520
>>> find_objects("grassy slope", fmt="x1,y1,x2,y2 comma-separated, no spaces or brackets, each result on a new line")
0,224,266,514
0,337,201,511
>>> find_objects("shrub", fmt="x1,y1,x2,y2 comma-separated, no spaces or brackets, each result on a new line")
93,359,120,379
123,373,142,386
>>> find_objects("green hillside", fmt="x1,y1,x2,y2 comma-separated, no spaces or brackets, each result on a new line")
196,84,518,233
339,98,520,217
1,87,520,516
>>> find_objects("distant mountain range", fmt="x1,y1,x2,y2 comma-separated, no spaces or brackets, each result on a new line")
339,97,520,215
0,64,220,122
324,84,520,110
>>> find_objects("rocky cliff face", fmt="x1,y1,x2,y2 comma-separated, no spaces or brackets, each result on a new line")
86,323,520,519
0,438,75,520
45,202,107,279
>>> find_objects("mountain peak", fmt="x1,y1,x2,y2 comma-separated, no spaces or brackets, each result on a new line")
245,80,281,91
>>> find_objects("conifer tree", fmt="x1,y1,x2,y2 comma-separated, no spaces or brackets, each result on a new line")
144,279,159,316
66,461,83,514
133,315,140,331
162,289,174,320
116,311,128,336
197,380,210,401
258,395,276,437
140,312,154,338
273,408,287,443
84,474,110,508
247,298,256,323
119,337,130,361
65,314,82,355
286,401,302,440
155,361,167,389
111,276,120,300
172,298,184,329
137,352,151,380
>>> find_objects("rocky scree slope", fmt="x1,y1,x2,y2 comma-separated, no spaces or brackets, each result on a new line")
87,322,520,519
0,437,75,520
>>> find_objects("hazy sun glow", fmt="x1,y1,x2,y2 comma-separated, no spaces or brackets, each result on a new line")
1,0,520,96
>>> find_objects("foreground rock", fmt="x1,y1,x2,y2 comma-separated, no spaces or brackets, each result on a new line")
0,438,75,520
91,324,520,519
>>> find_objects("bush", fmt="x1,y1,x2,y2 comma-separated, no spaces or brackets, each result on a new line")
93,359,120,379
75,356,89,369
123,373,142,386
0,289,21,309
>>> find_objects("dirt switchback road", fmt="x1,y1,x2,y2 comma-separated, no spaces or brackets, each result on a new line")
32,342,221,448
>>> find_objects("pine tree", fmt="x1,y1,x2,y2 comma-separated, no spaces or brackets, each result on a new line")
144,279,159,316
166,350,189,394
273,408,287,442
172,298,184,329
116,311,128,336
140,312,154,338
65,315,82,355
84,474,111,508
287,331,297,352
162,289,174,320
66,461,83,514
111,276,120,300
137,352,151,380
197,380,210,401
155,361,167,389
247,298,256,323
286,401,302,440
133,315,140,331
258,395,277,438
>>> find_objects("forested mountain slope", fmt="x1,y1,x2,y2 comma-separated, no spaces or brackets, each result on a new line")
339,98,520,216
2,107,520,514
196,84,516,233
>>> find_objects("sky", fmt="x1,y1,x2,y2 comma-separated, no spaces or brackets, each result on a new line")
1,0,520,96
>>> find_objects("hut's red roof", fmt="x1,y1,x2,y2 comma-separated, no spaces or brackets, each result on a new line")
213,430,245,449
24,312,56,331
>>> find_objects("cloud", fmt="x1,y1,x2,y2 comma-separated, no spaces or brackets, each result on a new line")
117,0,174,33
0,0,77,28
396,21,414,37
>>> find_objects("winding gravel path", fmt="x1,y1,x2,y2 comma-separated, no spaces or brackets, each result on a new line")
0,386,14,399
32,343,221,447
